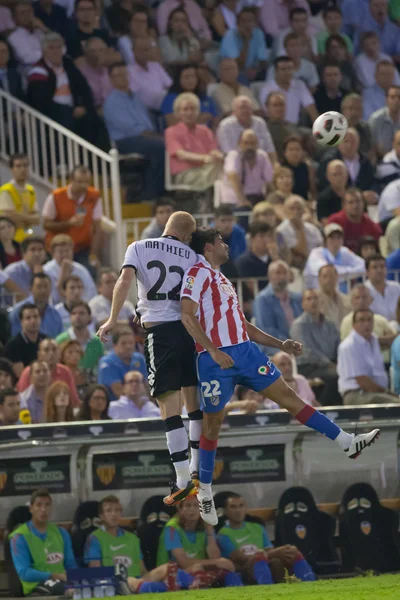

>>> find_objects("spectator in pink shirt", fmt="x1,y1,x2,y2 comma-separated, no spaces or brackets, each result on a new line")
267,350,320,408
128,37,172,111
156,0,211,43
77,37,112,112
165,92,224,210
7,0,45,74
222,128,273,207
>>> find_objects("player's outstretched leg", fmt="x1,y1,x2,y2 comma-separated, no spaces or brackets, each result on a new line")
197,410,225,526
262,377,380,458
158,391,197,506
182,386,203,486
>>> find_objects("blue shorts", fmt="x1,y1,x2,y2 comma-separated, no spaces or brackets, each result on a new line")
196,341,281,413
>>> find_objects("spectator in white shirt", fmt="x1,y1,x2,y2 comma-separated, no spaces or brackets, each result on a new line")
376,129,400,187
43,234,97,304
378,177,400,223
267,32,319,93
337,308,399,404
365,254,400,320
55,274,88,331
7,0,45,74
276,195,323,269
89,268,135,331
304,223,366,289
260,56,318,125
354,31,400,89
128,36,172,111
108,371,160,419
221,129,273,207
217,95,277,163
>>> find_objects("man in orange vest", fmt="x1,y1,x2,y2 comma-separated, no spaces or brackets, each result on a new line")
0,154,40,242
42,165,102,274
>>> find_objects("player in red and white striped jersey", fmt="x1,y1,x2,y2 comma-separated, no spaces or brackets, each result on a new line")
181,228,380,527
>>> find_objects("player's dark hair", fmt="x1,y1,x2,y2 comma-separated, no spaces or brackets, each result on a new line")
352,308,373,324
153,197,176,215
366,254,385,270
19,302,39,321
9,153,28,168
214,205,234,218
248,222,272,238
112,328,134,346
21,236,44,254
30,488,52,505
0,388,19,405
189,228,220,256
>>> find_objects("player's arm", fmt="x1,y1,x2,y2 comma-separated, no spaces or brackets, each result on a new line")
97,267,135,342
181,297,234,369
245,320,303,357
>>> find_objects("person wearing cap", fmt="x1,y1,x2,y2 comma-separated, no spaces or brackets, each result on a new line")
303,223,366,289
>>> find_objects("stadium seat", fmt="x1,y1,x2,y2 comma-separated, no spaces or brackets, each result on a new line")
70,501,100,566
339,483,400,574
136,495,175,570
275,487,341,574
4,505,31,597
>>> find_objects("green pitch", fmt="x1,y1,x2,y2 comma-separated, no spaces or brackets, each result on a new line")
110,574,400,600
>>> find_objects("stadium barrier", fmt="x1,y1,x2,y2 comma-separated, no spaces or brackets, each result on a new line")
0,88,123,266
0,405,398,526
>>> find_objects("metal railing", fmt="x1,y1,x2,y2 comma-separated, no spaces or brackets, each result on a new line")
0,88,124,266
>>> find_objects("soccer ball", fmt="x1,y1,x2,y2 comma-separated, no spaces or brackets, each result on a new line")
312,111,348,147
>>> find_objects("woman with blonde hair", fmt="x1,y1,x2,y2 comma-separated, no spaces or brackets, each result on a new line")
44,381,74,423
266,165,294,221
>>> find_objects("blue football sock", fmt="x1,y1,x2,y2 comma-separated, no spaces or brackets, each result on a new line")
199,435,218,484
176,569,194,589
139,581,168,593
224,572,244,587
293,557,316,582
296,405,340,441
253,559,273,585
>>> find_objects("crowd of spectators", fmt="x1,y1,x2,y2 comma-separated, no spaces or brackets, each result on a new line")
2,0,400,423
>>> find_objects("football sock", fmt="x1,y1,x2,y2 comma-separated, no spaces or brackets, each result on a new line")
188,409,203,474
199,435,218,485
224,572,244,587
164,415,190,489
295,405,352,447
176,570,194,589
292,554,316,582
252,559,273,585
139,582,168,593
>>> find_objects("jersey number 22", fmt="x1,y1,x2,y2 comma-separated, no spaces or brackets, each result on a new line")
147,260,184,301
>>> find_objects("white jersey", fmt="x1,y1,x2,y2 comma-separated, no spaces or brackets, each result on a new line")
122,236,198,324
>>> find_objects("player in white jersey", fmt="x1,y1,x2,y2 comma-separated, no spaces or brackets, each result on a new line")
181,228,380,526
98,212,203,506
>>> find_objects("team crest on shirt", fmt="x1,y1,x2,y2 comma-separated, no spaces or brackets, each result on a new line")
219,283,235,296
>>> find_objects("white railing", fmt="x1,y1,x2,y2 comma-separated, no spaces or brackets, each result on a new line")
0,88,124,267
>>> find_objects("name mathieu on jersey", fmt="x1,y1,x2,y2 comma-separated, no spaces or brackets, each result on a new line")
122,236,198,323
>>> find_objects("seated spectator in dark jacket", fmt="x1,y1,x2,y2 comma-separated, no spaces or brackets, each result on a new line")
0,38,24,100
4,303,46,378
317,128,376,199
214,205,246,262
317,159,348,223
314,62,346,114
104,62,165,201
65,0,120,64
235,222,276,294
33,0,69,38
26,32,102,147
328,188,382,253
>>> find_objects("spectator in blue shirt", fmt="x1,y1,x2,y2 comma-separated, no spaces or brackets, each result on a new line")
219,7,268,85
9,273,63,338
386,248,400,278
103,62,165,200
98,329,147,401
161,64,219,130
253,260,303,355
4,236,46,295
362,60,397,119
214,205,246,261
351,0,400,58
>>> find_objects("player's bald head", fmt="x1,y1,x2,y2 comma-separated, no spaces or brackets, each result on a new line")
163,211,196,243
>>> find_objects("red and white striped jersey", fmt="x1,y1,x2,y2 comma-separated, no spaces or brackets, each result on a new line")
181,256,249,353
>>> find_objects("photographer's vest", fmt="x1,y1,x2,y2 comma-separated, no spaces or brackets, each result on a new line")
91,528,141,577
9,523,65,595
44,186,100,253
0,182,36,242
157,517,207,566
